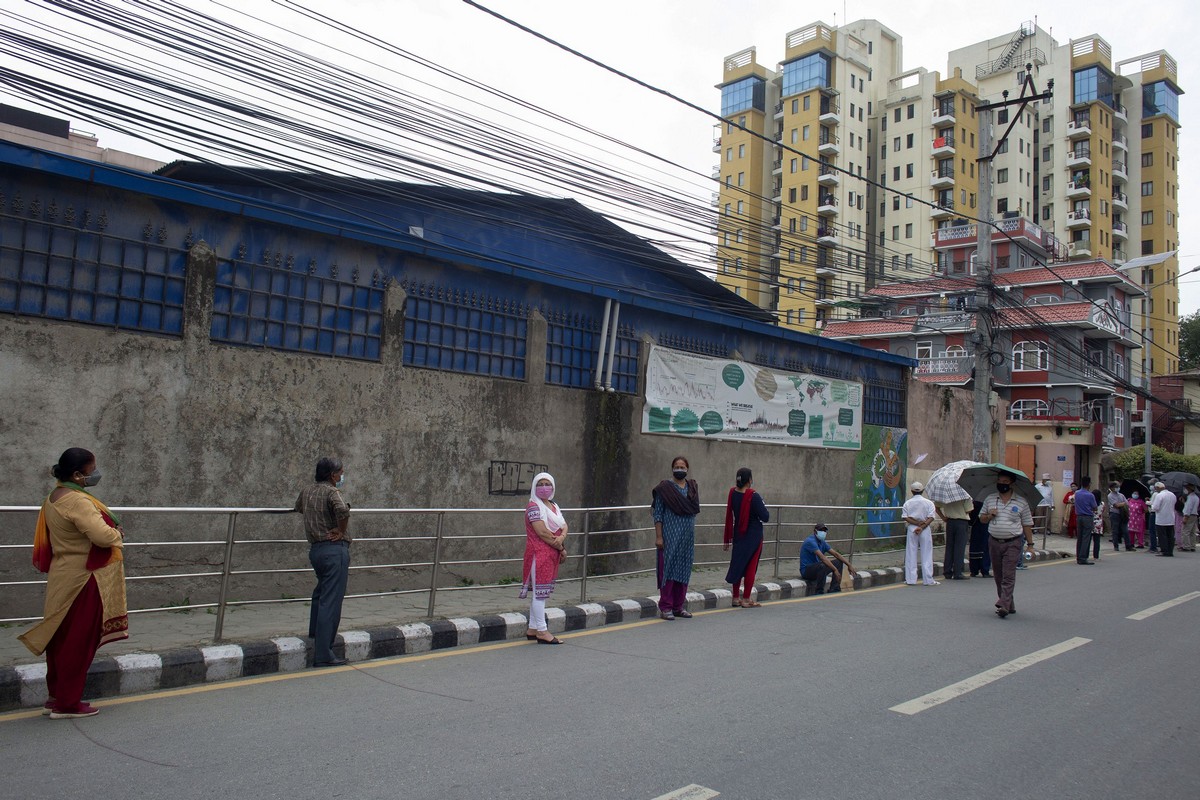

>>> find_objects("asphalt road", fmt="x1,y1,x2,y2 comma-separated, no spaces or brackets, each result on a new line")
3,552,1198,800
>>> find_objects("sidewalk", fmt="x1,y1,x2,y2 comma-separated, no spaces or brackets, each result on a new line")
1,539,1076,711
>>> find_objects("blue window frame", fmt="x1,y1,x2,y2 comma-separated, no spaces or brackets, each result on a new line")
0,209,185,335
1142,81,1180,124
721,76,766,116
545,310,639,393
211,255,383,360
402,282,527,379
782,53,830,97
1073,66,1114,108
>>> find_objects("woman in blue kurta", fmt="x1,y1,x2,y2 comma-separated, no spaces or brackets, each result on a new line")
724,467,770,607
652,456,700,620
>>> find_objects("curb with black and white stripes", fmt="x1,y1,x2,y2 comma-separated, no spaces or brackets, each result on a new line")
0,550,1066,711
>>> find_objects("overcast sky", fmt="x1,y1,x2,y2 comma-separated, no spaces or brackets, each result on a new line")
8,0,1199,312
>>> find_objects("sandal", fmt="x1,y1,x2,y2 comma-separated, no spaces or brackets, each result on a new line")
536,635,563,645
743,600,763,608
525,631,539,640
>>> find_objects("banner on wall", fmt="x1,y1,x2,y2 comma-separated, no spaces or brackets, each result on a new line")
640,345,863,449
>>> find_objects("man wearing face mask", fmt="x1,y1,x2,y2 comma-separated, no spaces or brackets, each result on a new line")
295,457,351,667
979,474,1034,618
799,524,855,594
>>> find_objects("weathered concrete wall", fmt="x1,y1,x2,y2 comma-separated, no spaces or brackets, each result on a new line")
0,244,975,615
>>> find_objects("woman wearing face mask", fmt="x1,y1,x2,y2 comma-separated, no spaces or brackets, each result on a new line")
521,473,568,644
1127,491,1147,549
652,456,700,620
19,448,127,719
723,466,770,607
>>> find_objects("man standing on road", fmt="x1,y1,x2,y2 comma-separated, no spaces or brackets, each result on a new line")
979,475,1034,618
1181,483,1198,552
1073,477,1098,565
936,495,972,580
1107,482,1130,552
902,481,938,586
1151,482,1177,558
799,524,856,594
295,457,351,667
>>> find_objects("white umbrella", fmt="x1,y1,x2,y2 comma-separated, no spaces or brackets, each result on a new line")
923,459,983,503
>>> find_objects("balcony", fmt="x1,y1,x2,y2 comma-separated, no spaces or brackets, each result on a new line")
815,296,838,306
772,158,783,174
1065,179,1091,199
1112,190,1128,210
1067,118,1092,138
712,137,721,153
930,199,955,219
1112,133,1128,151
774,102,784,118
1068,241,1092,258
930,168,955,188
1114,102,1128,122
1112,247,1127,264
1112,220,1128,240
931,133,956,155
1112,160,1128,181
815,261,837,277
771,216,782,230
1065,208,1092,229
817,195,839,215
818,133,840,155
1066,147,1092,168
819,102,840,124
816,226,838,245
932,105,956,126
817,164,840,186
916,353,974,378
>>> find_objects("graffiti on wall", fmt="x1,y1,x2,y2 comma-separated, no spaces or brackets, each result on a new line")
488,461,549,496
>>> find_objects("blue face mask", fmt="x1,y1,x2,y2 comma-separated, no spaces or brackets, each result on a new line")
336,474,345,490
816,529,827,541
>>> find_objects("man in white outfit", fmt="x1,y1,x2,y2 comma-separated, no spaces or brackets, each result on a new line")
902,481,939,586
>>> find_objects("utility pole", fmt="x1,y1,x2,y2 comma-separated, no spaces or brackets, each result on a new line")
971,66,1053,463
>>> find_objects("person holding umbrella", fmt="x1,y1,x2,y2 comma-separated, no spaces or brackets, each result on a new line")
978,473,1035,618
924,460,981,580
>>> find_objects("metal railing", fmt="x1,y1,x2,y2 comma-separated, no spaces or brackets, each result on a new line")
0,502,909,640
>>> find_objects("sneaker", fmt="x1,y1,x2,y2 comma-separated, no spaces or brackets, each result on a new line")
49,703,99,719
924,580,941,586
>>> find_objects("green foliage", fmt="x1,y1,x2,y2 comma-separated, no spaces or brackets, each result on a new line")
1180,311,1200,371
1110,444,1200,480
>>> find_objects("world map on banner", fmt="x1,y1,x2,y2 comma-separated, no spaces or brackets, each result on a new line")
641,345,863,449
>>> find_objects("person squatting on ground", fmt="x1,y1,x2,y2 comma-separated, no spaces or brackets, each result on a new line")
295,457,351,666
520,472,568,644
979,474,1034,618
20,447,129,719
902,481,938,586
723,467,770,608
799,524,855,594
652,457,700,620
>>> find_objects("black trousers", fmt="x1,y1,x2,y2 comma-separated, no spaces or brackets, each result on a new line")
801,562,840,594
943,518,969,578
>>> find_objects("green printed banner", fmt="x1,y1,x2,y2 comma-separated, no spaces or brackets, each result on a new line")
641,345,862,449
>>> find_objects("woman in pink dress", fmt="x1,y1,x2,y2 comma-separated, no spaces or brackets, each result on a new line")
521,472,567,644
1127,492,1147,548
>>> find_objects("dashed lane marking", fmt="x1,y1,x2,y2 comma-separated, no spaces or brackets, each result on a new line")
1126,591,1200,620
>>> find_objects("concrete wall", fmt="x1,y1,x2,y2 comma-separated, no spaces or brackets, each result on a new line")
1,243,975,615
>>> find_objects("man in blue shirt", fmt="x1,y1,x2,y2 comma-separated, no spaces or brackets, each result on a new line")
1073,476,1098,565
800,524,856,594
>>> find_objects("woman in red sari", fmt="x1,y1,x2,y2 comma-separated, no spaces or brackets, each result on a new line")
19,448,127,719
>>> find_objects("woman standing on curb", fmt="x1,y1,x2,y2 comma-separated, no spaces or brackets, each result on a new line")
19,448,128,719
724,467,770,607
521,473,568,644
652,456,700,621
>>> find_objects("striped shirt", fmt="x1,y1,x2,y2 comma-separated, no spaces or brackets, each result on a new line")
294,482,351,544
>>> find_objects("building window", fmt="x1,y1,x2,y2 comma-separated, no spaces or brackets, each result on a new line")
906,133,914,149
1009,399,1050,420
1142,153,1153,167
1141,181,1153,196
738,172,745,187
1115,408,1125,438
1073,65,1114,106
1142,211,1154,225
721,76,766,115
789,188,797,202
1012,341,1049,371
738,144,745,158
997,169,1009,184
1142,122,1153,138
801,185,809,201
782,52,831,95
905,223,913,239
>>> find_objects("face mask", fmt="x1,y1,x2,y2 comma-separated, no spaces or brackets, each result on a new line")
673,469,687,480
535,485,554,501
336,474,345,490
997,483,1012,494
815,529,827,541
1132,493,1140,499
78,469,102,487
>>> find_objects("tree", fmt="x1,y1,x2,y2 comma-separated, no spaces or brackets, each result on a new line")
1179,310,1200,371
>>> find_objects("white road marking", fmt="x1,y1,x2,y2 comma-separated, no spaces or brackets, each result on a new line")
889,637,1091,716
650,785,720,800
1127,591,1200,621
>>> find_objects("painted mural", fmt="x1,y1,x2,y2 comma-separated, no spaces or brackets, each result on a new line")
854,425,908,540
